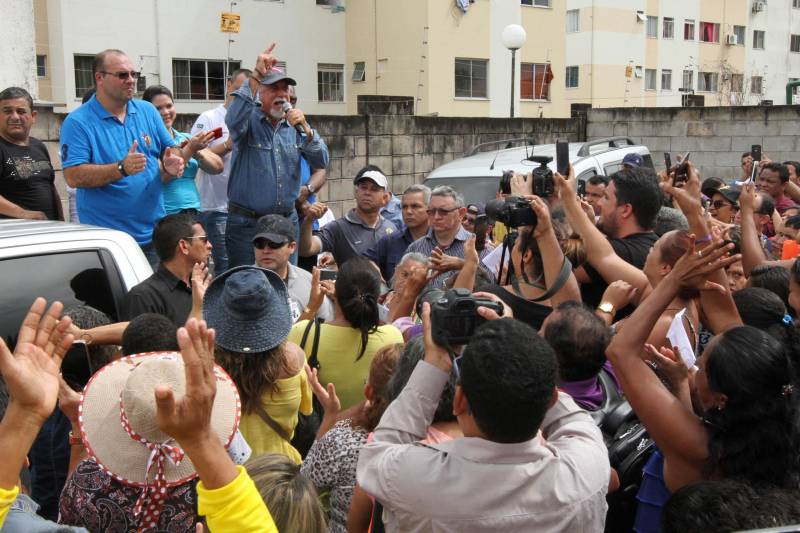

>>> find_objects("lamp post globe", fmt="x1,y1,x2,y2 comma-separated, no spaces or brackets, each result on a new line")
502,24,527,118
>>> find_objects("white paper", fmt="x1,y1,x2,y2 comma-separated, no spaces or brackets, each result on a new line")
666,307,696,368
482,245,510,280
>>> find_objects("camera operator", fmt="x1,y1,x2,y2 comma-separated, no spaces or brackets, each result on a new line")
356,300,610,531
482,195,581,330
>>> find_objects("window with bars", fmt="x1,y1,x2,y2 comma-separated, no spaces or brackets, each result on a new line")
647,16,658,38
733,26,746,45
566,10,579,33
661,69,672,91
663,17,674,39
74,55,94,98
317,63,344,102
682,70,694,90
684,19,695,40
36,55,47,77
172,59,241,100
565,66,579,88
791,34,800,53
753,30,765,49
520,63,552,100
455,58,488,98
698,72,719,92
645,69,657,90
521,0,551,6
700,21,720,43
751,76,763,94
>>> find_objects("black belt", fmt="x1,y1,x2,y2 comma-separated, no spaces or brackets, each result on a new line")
228,202,293,220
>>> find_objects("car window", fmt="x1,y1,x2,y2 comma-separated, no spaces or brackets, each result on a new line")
422,177,500,207
603,162,623,175
0,250,122,349
642,154,654,169
577,169,598,182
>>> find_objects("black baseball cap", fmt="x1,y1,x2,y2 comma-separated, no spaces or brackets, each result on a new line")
259,67,297,87
253,215,295,244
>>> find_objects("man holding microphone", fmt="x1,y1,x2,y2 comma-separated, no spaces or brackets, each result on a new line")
225,43,329,268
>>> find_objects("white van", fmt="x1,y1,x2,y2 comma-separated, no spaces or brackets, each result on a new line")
424,136,654,205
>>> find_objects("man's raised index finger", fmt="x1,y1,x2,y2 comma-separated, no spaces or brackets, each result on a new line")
265,42,276,54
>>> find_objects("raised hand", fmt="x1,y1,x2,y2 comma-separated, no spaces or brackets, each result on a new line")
739,182,756,213
0,298,74,425
286,108,311,137
525,195,553,239
305,364,341,416
187,130,216,154
154,318,217,445
430,247,465,272
163,147,186,177
554,164,578,200
510,172,533,196
306,202,328,221
473,291,513,321
667,236,739,293
254,43,278,77
601,280,639,311
122,140,147,176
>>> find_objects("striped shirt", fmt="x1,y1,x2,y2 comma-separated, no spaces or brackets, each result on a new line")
404,226,492,288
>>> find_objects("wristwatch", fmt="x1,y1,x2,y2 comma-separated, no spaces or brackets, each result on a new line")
597,301,615,315
117,160,128,177
307,183,317,195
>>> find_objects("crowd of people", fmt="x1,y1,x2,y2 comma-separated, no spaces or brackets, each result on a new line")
2,43,800,533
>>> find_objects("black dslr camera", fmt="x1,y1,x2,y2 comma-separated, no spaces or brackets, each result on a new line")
430,288,504,346
528,155,555,197
485,195,537,228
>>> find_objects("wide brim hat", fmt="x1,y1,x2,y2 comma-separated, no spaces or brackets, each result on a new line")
78,352,240,487
203,265,292,353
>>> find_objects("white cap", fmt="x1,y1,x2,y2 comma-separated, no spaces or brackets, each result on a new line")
354,170,388,189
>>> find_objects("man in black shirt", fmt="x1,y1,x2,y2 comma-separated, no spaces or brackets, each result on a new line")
122,212,212,325
576,167,661,312
0,87,61,220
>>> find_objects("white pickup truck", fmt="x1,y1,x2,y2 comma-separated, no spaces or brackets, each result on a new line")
0,220,152,347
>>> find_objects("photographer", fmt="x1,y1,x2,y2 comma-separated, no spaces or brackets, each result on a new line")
356,302,610,531
482,195,581,330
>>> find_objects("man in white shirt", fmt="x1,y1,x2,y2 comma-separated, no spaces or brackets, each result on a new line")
357,309,610,532
190,68,251,275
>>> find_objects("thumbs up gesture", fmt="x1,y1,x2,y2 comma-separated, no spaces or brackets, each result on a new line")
121,140,147,176
162,146,186,178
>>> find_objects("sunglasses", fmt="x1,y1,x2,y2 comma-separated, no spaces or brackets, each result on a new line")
427,207,459,217
254,238,288,250
100,70,141,80
710,200,732,209
183,235,209,244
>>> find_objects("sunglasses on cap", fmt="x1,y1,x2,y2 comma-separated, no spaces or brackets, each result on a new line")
254,238,288,250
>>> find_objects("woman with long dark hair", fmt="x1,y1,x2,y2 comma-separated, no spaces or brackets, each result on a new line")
288,256,403,409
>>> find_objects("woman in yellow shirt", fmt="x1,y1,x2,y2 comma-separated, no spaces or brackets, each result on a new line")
205,266,312,464
289,257,403,409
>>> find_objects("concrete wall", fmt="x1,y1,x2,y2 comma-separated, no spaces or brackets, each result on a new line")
0,0,37,97
587,105,800,179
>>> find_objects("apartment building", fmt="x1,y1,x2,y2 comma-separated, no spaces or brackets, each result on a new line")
31,0,347,114
565,0,800,108
346,0,569,118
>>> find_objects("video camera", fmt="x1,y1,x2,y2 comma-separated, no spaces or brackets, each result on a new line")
430,288,504,347
528,155,555,197
485,195,537,229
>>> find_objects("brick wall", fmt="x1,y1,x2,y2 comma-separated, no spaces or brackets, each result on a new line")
587,105,800,180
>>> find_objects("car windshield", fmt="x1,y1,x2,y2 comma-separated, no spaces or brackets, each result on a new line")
422,177,500,207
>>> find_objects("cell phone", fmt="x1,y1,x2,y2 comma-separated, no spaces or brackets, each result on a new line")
664,152,672,171
577,180,586,197
556,140,570,176
61,340,93,391
211,127,224,140
319,269,337,281
674,152,691,185
751,144,762,162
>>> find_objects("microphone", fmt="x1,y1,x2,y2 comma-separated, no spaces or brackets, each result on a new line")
281,101,307,136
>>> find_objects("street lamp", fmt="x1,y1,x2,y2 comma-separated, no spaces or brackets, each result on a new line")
502,24,527,118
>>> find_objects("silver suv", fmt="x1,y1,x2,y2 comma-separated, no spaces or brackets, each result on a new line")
423,136,654,205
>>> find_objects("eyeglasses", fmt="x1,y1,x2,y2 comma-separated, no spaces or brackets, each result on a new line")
100,70,141,80
183,235,209,244
710,200,732,209
254,238,288,250
427,206,459,217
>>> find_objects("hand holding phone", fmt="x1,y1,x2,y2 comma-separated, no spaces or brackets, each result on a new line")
319,269,337,281
556,140,570,176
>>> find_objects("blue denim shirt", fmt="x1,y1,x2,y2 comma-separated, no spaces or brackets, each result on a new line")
3,494,88,532
225,84,329,214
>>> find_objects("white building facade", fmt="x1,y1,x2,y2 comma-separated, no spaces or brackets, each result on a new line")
34,0,347,115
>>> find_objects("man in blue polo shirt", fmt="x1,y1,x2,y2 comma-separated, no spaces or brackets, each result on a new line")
225,43,329,269
60,49,186,266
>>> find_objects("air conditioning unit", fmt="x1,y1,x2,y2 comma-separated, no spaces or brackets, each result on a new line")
634,66,643,78
726,34,738,45
752,1,765,13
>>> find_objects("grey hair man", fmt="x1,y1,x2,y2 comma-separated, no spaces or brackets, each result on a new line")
404,185,490,288
364,184,431,281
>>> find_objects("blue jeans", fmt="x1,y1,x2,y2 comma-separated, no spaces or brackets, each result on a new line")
226,210,300,269
200,210,229,276
139,242,159,270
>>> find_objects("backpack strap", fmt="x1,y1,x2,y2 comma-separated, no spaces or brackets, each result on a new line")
254,405,292,443
308,318,322,370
